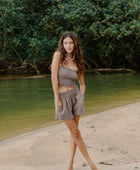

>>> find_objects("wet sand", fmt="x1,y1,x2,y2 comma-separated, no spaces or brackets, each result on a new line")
0,101,140,170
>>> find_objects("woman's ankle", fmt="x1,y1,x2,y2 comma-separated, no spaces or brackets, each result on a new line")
68,161,73,170
88,159,97,169
68,164,73,170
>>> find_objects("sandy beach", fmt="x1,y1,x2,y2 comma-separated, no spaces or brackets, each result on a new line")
0,101,140,170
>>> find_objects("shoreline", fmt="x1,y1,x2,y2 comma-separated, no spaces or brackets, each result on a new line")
0,67,138,80
0,101,140,170
0,74,50,80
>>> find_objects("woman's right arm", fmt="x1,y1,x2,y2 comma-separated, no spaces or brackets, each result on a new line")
51,51,61,102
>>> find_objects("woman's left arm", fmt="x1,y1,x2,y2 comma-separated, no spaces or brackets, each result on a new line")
78,73,85,96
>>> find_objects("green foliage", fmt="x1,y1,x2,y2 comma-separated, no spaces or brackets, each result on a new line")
0,0,140,70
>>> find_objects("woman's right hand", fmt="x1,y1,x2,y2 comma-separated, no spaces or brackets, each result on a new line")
55,98,62,108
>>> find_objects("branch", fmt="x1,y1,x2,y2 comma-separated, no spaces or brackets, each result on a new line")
23,53,32,63
13,48,23,63
86,56,99,69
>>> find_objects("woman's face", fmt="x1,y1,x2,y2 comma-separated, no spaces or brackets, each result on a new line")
63,37,74,54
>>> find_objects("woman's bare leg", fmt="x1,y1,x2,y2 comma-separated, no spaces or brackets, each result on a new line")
64,119,97,170
68,116,80,170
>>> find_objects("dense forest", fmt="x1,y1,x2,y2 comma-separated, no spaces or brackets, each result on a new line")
0,0,140,75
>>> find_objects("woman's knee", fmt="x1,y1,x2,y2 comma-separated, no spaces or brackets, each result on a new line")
70,128,81,139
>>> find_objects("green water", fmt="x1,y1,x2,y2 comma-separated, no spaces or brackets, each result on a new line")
0,73,140,141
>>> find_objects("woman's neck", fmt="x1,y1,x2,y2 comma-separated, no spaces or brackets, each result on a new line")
66,53,72,58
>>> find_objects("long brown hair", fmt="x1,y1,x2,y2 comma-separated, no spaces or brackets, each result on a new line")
57,32,85,75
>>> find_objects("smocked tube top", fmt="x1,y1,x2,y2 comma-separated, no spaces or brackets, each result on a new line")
58,66,78,87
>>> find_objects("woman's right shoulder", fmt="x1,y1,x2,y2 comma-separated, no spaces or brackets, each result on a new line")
53,50,62,59
51,51,62,68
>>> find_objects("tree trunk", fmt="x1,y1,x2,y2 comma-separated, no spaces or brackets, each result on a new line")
0,11,6,52
30,63,40,75
86,56,99,69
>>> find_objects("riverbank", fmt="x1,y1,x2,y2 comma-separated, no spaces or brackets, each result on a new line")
0,57,136,79
0,74,49,80
0,101,140,170
0,68,135,80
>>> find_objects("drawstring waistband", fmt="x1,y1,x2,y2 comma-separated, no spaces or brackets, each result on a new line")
59,87,79,97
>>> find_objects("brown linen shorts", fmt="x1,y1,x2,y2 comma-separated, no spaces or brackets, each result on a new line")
54,87,84,120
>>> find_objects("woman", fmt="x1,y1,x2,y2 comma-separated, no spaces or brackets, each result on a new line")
51,32,97,170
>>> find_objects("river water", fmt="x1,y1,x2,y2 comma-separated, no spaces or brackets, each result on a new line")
0,73,140,141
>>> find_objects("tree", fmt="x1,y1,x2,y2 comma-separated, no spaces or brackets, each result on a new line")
0,0,139,73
